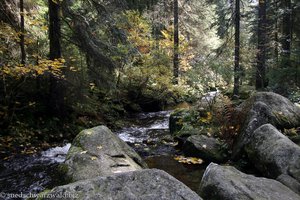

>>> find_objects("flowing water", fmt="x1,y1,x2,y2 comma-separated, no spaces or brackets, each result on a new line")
0,110,207,199
0,144,71,199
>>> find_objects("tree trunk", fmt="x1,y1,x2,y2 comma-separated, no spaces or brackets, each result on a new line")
256,0,267,90
48,0,65,117
274,0,279,68
233,0,240,97
281,0,292,67
173,0,179,84
49,0,61,59
20,0,26,64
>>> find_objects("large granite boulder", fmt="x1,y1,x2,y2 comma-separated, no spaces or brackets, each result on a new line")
40,169,202,200
249,92,300,127
183,135,226,163
198,163,300,200
60,126,148,183
232,92,300,158
245,124,300,182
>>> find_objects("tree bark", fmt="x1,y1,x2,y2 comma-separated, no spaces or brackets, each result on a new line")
256,0,267,90
48,0,65,117
173,0,179,84
274,0,279,68
48,0,61,59
233,0,240,97
20,0,26,64
281,0,291,67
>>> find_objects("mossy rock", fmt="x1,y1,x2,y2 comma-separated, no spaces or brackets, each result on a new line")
61,126,148,183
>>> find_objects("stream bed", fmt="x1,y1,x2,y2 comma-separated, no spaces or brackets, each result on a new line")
0,110,206,199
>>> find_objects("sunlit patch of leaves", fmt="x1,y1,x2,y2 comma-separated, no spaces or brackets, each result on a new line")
0,58,66,79
174,155,204,165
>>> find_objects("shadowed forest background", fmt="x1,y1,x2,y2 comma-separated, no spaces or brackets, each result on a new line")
1,0,300,157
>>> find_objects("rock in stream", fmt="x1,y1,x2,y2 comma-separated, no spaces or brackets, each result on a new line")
60,125,148,183
199,163,300,200
39,169,202,200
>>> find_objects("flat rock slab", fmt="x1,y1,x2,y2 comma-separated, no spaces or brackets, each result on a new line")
61,126,148,182
40,169,202,200
199,163,300,200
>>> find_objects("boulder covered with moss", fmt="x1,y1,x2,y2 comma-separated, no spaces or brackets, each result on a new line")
60,126,148,183
233,92,300,158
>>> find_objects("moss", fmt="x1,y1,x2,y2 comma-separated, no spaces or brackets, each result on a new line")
58,163,69,175
57,163,75,184
65,145,83,160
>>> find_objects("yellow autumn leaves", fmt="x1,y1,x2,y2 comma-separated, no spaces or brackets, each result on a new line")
0,59,66,79
174,155,203,165
199,112,212,124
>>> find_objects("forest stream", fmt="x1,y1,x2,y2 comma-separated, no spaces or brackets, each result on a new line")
0,110,206,199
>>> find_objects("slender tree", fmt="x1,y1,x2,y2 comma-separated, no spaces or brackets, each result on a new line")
281,0,292,67
256,0,267,90
233,0,240,96
48,0,64,117
274,0,279,68
173,0,179,84
20,0,26,64
48,0,61,60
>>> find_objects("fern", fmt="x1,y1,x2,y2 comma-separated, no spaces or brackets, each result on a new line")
212,95,241,148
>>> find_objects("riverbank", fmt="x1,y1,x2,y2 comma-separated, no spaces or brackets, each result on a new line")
0,110,206,199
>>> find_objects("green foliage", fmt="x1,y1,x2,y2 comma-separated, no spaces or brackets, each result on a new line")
172,94,243,149
268,63,300,96
171,107,214,138
1,0,300,158
112,10,190,107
